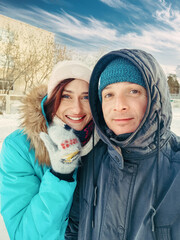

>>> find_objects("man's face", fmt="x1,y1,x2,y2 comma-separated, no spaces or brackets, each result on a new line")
102,82,148,135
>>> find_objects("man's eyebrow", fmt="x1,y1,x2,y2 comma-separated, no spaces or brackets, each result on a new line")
103,82,139,90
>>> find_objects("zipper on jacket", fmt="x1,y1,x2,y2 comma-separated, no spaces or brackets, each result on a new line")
92,185,98,228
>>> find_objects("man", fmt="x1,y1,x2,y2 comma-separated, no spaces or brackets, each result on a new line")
65,49,180,240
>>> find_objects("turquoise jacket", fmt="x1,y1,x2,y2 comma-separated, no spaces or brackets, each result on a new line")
0,129,76,240
0,85,80,240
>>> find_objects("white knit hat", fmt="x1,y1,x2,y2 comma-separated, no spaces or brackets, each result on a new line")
48,60,92,98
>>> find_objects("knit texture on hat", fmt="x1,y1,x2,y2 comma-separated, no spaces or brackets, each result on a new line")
48,60,91,98
98,58,146,102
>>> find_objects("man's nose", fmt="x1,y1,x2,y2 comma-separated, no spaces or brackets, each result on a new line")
113,96,128,111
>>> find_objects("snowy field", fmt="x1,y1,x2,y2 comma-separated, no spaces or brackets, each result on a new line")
0,105,180,239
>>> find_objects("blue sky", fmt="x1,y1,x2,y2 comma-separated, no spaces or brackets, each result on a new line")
0,0,180,77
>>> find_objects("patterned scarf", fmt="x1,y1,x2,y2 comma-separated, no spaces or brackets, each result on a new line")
73,120,94,146
53,116,94,147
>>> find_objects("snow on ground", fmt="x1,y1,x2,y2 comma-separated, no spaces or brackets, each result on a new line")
171,107,180,135
0,113,20,150
0,113,20,240
0,106,180,239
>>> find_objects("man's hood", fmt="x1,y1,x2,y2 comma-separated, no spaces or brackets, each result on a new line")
89,49,172,158
20,85,51,166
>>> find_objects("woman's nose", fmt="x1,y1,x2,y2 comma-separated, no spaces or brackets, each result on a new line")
72,99,82,113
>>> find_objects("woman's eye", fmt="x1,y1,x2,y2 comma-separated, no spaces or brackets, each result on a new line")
83,95,89,100
62,94,70,99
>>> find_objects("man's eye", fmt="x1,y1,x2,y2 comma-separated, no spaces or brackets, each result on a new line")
104,93,112,98
130,89,139,94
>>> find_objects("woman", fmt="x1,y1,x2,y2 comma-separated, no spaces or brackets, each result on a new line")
0,61,99,240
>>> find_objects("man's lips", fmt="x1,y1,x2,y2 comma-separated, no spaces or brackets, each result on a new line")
113,118,134,121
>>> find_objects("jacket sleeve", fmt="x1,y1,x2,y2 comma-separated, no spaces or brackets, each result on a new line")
0,134,77,240
65,172,80,239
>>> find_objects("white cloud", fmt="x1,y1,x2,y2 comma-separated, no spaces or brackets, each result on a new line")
98,1,180,55
0,5,119,43
158,0,167,8
46,10,119,41
161,64,176,76
154,3,180,31
176,65,180,78
100,0,125,8
99,0,143,13
0,1,179,70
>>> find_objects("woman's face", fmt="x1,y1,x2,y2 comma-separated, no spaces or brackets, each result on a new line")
56,79,92,131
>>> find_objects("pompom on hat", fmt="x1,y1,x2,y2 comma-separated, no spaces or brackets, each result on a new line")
98,58,146,102
48,60,92,98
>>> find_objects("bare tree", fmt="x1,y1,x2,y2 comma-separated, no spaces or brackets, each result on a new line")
54,43,72,63
0,22,106,113
167,73,180,95
0,24,72,111
70,47,106,69
0,25,21,94
0,25,74,92
21,34,55,93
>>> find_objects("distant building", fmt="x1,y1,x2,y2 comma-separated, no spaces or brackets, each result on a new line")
0,14,55,94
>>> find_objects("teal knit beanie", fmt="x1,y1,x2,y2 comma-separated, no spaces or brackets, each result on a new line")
98,58,146,102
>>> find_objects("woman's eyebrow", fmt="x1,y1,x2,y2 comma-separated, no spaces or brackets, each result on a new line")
63,89,88,94
63,89,72,93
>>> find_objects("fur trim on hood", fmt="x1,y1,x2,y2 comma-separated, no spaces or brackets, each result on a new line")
20,85,51,166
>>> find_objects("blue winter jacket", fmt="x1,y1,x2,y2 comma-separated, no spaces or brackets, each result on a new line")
0,86,77,240
65,49,180,239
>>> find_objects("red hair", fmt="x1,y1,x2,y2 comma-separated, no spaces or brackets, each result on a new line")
44,78,74,124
